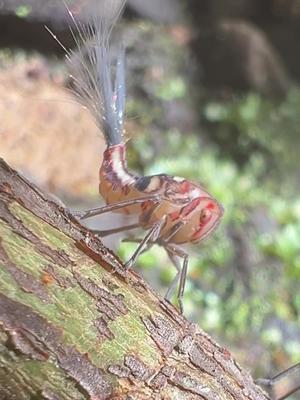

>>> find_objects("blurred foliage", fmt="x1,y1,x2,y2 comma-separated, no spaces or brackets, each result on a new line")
120,82,300,375
202,90,300,177
15,5,32,18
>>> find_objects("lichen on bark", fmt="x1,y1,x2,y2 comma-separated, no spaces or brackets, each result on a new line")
0,159,269,400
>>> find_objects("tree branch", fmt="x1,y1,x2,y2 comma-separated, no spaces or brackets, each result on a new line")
0,158,269,400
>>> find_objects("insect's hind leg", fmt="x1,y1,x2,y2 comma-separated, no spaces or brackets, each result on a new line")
163,244,189,314
164,251,181,302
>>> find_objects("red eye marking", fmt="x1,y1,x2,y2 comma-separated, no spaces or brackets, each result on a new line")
200,208,212,225
192,210,215,241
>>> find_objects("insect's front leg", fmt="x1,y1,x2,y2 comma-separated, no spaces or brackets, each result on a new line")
124,216,166,270
73,194,161,220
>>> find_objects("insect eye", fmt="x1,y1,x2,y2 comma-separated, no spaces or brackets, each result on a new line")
200,208,211,223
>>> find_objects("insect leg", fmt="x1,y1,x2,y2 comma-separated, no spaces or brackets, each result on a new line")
73,194,161,220
121,238,154,264
122,238,144,243
92,222,140,237
256,362,300,400
122,234,184,312
124,217,166,270
164,244,189,314
164,250,181,301
160,220,187,304
122,236,188,313
162,221,185,242
277,385,300,400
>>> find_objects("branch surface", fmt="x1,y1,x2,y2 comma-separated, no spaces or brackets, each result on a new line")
0,158,269,400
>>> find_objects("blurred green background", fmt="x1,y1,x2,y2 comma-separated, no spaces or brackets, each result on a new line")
0,1,299,398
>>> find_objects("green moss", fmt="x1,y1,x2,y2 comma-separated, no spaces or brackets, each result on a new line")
0,207,161,373
0,350,85,400
10,202,76,253
77,267,162,368
15,5,32,18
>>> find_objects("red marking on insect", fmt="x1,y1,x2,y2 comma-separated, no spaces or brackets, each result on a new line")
191,228,204,241
207,202,217,210
180,197,201,218
122,185,130,196
141,200,153,211
179,180,191,194
170,210,181,221
191,205,219,241
103,146,116,159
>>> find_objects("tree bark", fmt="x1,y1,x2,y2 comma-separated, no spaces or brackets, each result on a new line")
0,158,269,400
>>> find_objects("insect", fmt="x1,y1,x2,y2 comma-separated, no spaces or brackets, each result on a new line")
55,0,223,313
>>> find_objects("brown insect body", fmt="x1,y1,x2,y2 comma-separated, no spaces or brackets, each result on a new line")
67,0,223,311
99,144,223,245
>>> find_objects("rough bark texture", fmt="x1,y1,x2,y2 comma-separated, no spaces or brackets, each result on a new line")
0,158,269,400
